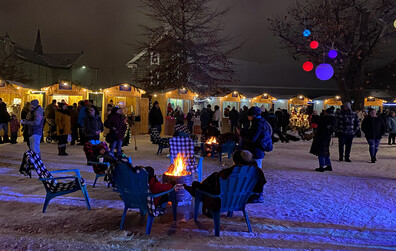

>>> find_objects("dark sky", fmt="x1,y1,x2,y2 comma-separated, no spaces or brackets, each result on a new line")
0,0,337,92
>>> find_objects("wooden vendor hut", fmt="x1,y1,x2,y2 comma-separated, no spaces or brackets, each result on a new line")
252,93,276,111
152,88,196,135
288,95,312,112
0,80,38,118
219,91,246,133
324,96,343,109
364,96,386,112
42,82,91,107
102,83,148,134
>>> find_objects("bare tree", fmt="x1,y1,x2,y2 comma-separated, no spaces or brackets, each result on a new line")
135,0,240,95
268,0,395,109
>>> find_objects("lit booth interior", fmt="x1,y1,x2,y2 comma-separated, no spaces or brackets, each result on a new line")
152,88,196,135
288,95,312,112
364,97,386,112
103,83,148,134
42,82,91,107
252,93,276,111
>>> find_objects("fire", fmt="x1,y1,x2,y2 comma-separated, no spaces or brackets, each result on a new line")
205,137,217,145
164,153,190,176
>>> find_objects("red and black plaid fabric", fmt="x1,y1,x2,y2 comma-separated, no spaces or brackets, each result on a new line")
169,136,196,173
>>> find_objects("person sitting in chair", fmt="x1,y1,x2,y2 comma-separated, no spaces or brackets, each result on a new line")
183,150,267,215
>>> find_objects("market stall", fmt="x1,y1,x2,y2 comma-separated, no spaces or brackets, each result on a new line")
219,91,247,132
288,95,312,131
252,93,276,111
102,83,148,134
152,88,196,135
41,82,91,107
288,95,312,113
324,96,343,109
364,96,386,112
0,80,38,118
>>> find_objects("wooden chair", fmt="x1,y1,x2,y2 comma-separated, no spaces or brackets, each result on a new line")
193,165,260,236
112,163,177,235
21,150,91,213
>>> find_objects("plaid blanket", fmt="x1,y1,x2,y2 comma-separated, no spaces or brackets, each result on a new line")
83,141,110,174
149,128,170,147
19,150,84,193
174,124,198,141
104,163,165,217
169,136,197,173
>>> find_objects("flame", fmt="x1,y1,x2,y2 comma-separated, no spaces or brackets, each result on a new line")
164,153,190,176
205,137,217,145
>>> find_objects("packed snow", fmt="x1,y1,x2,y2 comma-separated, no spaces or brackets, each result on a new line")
0,135,395,250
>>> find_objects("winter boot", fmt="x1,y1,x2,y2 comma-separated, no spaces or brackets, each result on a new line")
315,166,325,172
338,156,343,161
3,136,9,143
368,155,375,163
58,147,62,156
324,165,333,171
344,157,351,162
70,140,75,146
61,146,68,156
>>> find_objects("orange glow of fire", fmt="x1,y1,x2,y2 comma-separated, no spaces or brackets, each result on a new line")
164,153,190,176
205,137,218,145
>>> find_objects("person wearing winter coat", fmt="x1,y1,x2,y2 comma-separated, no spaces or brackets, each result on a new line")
229,106,239,133
239,106,272,169
310,107,337,172
0,98,10,144
200,106,211,135
212,105,222,132
335,102,360,162
387,111,396,145
104,107,127,157
9,114,20,144
84,105,103,141
69,103,78,145
21,99,44,157
149,101,163,133
21,102,30,147
77,101,87,145
361,108,386,163
186,109,195,133
55,103,71,156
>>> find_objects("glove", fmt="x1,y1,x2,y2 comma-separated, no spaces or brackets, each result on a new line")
59,129,64,134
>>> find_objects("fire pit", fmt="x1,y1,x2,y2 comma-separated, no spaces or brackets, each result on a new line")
162,153,193,205
204,137,219,157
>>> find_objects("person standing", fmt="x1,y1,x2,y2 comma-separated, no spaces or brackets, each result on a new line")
335,102,360,162
77,101,86,145
186,108,195,133
310,107,337,172
9,114,20,144
149,101,163,133
21,102,30,147
239,106,272,169
200,106,211,135
104,107,127,157
0,98,10,144
55,102,71,156
45,99,57,128
21,99,44,157
361,108,386,163
84,105,103,141
229,106,239,133
387,111,396,145
69,103,78,145
212,105,221,132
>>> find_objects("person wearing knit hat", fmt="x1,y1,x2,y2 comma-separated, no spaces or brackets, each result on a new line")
335,101,360,162
21,99,44,157
149,100,163,133
183,149,267,211
238,106,273,168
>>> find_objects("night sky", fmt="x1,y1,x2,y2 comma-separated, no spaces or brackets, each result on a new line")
0,0,338,92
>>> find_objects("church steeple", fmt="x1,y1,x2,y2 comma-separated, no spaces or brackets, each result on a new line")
34,29,43,55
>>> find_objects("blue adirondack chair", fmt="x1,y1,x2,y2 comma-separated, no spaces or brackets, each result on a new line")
112,163,177,235
193,165,260,236
22,150,91,213
218,140,236,162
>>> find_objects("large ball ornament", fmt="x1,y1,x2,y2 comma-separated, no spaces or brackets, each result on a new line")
328,50,338,58
315,64,334,80
310,41,319,49
303,29,311,37
303,61,314,71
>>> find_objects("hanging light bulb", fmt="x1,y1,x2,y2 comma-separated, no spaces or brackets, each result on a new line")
310,41,319,49
303,61,314,71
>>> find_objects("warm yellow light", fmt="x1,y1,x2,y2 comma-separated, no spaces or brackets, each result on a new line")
154,94,157,97
168,92,171,94
182,87,186,91
83,89,86,91
299,96,303,99
16,86,20,89
106,90,109,92
123,84,128,87
195,94,198,97
45,88,48,91
99,88,102,91
233,91,237,94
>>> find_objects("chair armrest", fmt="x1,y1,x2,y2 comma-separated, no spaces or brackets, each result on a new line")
148,186,176,198
195,188,220,198
39,176,79,181
194,155,204,161
50,169,81,178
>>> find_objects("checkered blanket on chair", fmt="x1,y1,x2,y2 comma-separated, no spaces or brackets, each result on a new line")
149,128,170,147
169,136,197,173
19,150,84,193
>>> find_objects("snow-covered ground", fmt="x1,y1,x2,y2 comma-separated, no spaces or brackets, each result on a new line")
0,135,395,250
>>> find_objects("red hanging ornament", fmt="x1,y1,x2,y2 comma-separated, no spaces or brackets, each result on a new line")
310,41,319,49
303,61,314,71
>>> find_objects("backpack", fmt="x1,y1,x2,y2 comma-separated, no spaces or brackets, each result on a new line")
259,120,273,152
